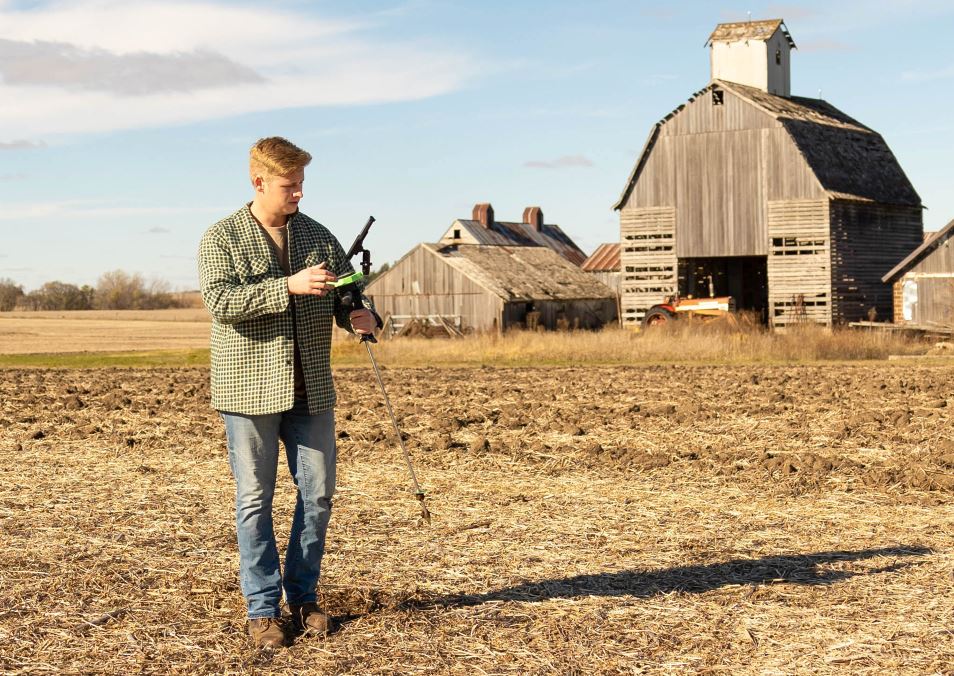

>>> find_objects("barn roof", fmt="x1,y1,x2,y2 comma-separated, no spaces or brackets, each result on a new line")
426,243,615,302
444,219,588,266
706,19,796,48
882,217,954,283
581,243,620,272
614,81,922,209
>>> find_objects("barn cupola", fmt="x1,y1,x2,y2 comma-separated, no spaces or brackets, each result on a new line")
707,18,795,96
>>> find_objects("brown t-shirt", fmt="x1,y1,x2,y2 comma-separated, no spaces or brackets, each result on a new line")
258,223,307,402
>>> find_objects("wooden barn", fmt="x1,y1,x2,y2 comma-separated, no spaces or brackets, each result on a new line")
882,219,954,331
438,203,587,266
365,243,617,334
614,19,923,328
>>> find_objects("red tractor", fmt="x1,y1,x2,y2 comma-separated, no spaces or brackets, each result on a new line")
642,295,736,327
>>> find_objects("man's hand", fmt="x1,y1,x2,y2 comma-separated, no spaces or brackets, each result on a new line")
350,309,377,335
287,262,336,296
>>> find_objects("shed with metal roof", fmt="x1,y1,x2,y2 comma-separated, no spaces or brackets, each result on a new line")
581,243,621,295
882,220,954,331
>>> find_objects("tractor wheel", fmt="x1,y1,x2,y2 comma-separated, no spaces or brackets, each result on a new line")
642,306,675,328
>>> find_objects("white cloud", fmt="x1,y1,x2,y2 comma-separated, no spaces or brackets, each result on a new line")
0,140,45,150
523,155,594,169
0,1,478,138
0,39,264,95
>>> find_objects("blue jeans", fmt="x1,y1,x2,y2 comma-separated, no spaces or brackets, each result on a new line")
221,401,336,619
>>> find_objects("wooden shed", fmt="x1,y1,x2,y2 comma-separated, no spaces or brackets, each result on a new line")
365,243,617,333
882,219,954,331
614,19,923,328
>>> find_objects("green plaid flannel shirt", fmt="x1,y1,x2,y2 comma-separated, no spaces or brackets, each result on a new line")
198,204,368,415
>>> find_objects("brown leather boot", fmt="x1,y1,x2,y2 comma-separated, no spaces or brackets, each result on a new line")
289,602,330,635
248,617,287,649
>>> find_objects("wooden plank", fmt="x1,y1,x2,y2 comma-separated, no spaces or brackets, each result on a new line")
619,207,677,325
766,199,832,327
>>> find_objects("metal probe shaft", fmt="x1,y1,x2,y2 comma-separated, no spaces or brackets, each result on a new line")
363,340,432,524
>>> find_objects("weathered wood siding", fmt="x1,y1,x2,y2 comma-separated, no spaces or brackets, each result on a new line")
829,202,923,323
766,199,832,326
622,88,826,260
619,207,676,326
365,245,502,332
894,233,954,328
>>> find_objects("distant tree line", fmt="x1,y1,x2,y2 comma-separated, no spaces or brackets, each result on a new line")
0,271,185,311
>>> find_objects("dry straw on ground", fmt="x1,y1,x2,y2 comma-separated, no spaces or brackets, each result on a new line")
336,322,933,366
1,362,952,674
0,310,211,355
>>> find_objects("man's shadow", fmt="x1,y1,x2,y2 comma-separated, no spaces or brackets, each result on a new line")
399,545,932,611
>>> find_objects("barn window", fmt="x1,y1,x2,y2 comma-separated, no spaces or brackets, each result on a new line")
453,229,461,239
712,89,724,106
775,48,782,65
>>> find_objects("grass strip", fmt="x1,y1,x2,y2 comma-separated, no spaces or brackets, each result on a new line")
0,349,212,368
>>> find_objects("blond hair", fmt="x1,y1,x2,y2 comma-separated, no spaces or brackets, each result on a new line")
249,137,312,179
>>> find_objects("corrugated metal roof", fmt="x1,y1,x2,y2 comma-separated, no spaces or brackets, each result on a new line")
581,243,620,272
443,219,587,266
426,244,615,302
614,81,921,210
707,19,795,48
883,217,954,283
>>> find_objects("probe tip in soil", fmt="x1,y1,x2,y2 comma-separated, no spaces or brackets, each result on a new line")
416,492,432,525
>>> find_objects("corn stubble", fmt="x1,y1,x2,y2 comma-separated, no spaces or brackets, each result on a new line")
0,361,952,674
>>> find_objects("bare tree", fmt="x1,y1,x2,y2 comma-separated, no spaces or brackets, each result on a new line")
95,270,145,310
95,270,183,310
23,281,94,310
0,278,24,311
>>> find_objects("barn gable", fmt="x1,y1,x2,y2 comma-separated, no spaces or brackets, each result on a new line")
614,81,920,212
438,203,587,266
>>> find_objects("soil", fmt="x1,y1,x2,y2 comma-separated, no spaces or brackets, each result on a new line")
2,364,952,494
1,363,952,674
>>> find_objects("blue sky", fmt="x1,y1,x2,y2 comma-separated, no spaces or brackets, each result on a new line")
1,0,952,291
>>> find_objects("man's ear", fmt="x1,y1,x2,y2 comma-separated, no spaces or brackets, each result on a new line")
252,174,265,193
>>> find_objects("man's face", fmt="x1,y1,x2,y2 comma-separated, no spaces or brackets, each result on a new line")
257,169,305,216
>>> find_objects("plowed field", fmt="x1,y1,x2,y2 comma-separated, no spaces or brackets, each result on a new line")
1,364,952,674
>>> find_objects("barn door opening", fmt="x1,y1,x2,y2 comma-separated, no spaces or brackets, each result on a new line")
678,256,768,322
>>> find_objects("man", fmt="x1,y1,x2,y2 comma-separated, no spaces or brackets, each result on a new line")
198,137,377,649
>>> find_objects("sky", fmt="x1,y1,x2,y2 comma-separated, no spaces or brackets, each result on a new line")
1,0,952,291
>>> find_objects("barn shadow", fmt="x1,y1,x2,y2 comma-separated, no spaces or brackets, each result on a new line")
402,545,932,610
